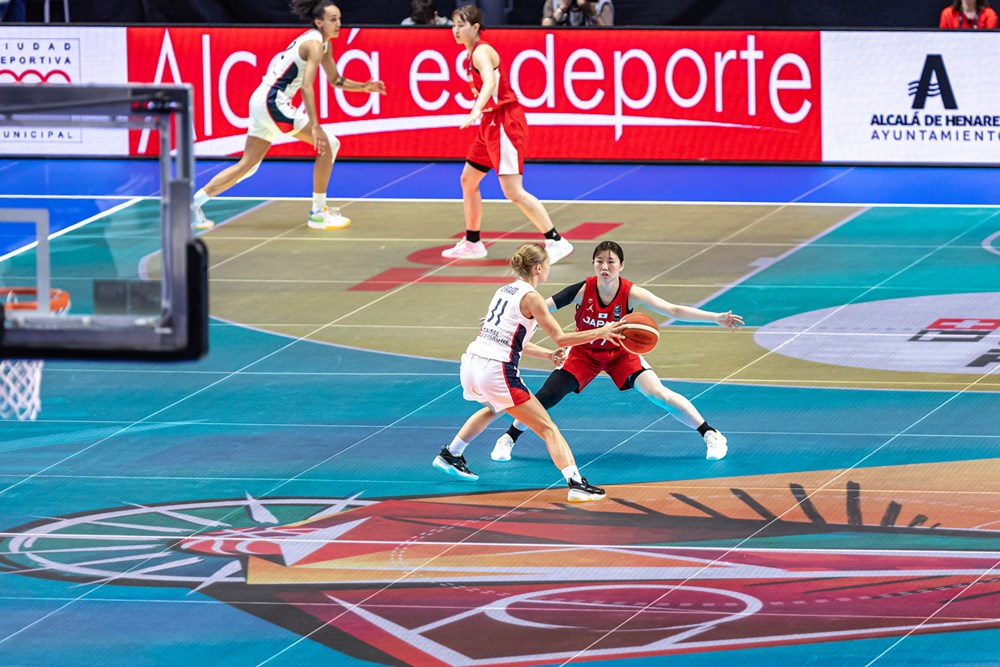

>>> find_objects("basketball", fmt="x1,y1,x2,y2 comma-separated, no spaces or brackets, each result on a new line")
619,312,659,354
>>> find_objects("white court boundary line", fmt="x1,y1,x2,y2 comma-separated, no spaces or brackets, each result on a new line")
7,193,1000,209
0,198,143,264
3,181,997,660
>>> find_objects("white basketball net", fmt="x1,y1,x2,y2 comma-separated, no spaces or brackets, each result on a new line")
0,359,44,421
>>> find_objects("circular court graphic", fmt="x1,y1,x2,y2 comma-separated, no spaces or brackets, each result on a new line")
754,292,1000,375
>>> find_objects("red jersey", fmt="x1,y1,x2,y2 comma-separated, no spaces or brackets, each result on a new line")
939,6,999,28
466,41,518,113
574,276,634,356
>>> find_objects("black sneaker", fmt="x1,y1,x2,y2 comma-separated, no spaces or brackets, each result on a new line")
432,447,479,481
567,477,605,502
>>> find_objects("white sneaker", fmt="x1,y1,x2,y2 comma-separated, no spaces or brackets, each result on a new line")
491,433,515,462
441,239,488,259
545,237,574,264
308,207,352,230
704,429,728,460
193,206,214,230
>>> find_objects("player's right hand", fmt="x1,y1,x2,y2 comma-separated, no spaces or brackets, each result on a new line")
312,126,330,155
597,321,624,345
461,107,483,129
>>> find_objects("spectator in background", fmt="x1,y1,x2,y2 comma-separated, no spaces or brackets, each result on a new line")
542,0,613,26
401,0,451,25
939,0,998,28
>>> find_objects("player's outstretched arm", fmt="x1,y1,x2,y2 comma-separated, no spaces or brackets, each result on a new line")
524,342,567,367
545,281,585,313
321,51,387,94
630,286,744,330
523,292,623,347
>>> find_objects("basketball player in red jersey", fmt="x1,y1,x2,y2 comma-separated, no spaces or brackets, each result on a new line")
191,1,386,232
441,5,575,264
491,240,744,462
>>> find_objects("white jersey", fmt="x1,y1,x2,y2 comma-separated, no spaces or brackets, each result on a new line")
466,280,539,364
261,29,327,108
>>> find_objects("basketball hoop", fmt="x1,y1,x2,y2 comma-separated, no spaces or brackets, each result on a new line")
1,287,71,421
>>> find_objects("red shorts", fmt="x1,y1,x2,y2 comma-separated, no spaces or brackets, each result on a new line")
562,346,649,392
466,102,527,175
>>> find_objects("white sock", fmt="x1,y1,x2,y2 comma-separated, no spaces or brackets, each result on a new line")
561,465,581,483
448,435,470,456
193,189,209,209
312,193,326,211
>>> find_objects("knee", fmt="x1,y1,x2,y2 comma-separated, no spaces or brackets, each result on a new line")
328,135,341,155
236,160,260,183
501,184,526,204
533,419,559,443
317,148,335,166
535,386,564,410
460,172,480,192
653,387,682,407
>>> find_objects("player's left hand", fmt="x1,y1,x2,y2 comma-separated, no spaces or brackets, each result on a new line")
461,107,483,129
551,347,567,368
716,310,744,331
365,79,387,95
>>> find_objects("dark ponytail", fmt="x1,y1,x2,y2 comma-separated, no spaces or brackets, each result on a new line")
290,0,337,21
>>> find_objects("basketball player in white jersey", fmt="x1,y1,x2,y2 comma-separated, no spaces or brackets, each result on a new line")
433,243,624,502
192,0,386,231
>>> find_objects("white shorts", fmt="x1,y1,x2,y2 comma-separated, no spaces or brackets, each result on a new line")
247,85,310,143
459,353,532,413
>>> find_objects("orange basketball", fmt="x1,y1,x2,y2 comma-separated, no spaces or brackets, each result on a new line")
619,312,659,354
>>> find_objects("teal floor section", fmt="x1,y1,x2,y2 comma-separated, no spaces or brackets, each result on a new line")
1,198,998,666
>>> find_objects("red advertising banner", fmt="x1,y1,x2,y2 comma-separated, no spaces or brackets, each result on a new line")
126,27,821,162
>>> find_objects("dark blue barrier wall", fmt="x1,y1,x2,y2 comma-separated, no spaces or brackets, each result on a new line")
67,0,946,28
